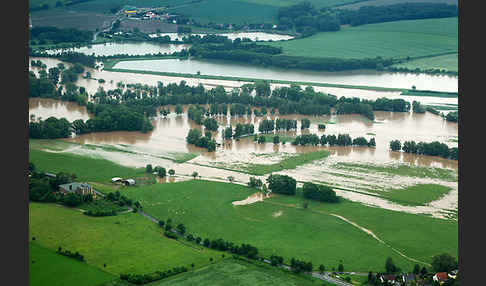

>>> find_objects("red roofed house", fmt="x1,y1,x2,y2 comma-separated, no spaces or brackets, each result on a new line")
433,272,449,284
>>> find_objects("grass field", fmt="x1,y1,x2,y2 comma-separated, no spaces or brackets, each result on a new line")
116,180,457,272
29,242,116,286
378,184,452,206
400,89,458,98
337,0,457,9
392,53,458,73
334,162,458,182
29,202,223,275
267,18,457,60
29,148,145,183
151,258,324,286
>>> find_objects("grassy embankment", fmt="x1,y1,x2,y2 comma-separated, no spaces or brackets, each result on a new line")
29,242,116,286
29,202,223,275
116,180,458,272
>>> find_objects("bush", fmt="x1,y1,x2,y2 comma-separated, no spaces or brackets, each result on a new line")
302,182,339,203
267,174,296,195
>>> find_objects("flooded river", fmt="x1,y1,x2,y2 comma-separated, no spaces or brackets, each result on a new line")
29,57,458,112
113,58,458,92
44,42,191,56
148,32,294,42
29,98,458,170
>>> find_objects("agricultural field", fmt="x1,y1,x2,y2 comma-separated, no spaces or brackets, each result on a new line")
391,53,458,73
373,184,452,206
115,179,457,272
267,17,458,60
336,0,458,10
29,202,223,275
30,8,116,31
151,258,324,286
29,242,116,286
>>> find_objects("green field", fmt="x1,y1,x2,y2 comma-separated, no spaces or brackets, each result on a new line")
29,242,116,286
336,0,458,10
267,18,458,60
116,180,457,272
29,202,223,275
201,150,331,175
392,53,458,73
29,148,145,183
334,162,458,182
378,184,452,206
151,258,323,286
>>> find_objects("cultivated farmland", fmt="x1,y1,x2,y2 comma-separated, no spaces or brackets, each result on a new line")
267,17,458,60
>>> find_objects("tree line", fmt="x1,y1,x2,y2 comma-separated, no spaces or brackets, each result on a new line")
277,2,457,36
292,133,375,147
29,26,93,45
389,140,458,160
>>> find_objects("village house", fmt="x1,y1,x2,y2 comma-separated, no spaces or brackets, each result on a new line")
380,274,398,285
433,272,449,284
58,182,96,198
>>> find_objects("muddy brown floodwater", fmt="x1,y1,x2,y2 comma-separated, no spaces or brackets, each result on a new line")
29,96,458,170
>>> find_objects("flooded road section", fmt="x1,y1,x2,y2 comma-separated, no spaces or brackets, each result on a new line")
29,57,457,111
29,98,458,171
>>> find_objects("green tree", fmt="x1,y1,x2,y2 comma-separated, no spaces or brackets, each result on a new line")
389,140,401,151
413,264,421,274
175,104,183,115
273,135,280,144
385,257,397,273
319,264,325,274
192,171,198,179
338,263,344,272
267,174,296,195
431,253,458,273
169,169,175,176
146,164,153,173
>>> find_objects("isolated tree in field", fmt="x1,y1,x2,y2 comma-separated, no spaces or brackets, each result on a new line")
368,138,376,147
413,264,421,274
192,171,198,179
146,164,153,173
338,263,344,272
227,176,234,183
175,104,183,115
273,135,280,144
169,169,175,176
267,174,296,195
385,257,398,273
157,167,166,178
389,140,401,151
319,264,325,274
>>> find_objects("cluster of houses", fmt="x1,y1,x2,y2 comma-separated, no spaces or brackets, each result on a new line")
124,8,177,22
58,182,97,198
378,270,458,285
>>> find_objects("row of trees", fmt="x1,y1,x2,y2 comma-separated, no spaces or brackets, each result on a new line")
277,2,457,36
29,26,93,45
389,140,458,160
120,266,188,285
292,133,376,147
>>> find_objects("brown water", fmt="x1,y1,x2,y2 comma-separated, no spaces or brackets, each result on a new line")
29,97,458,170
29,57,458,113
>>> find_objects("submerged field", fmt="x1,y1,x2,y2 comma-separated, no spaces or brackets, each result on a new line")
267,18,458,60
29,202,223,275
115,180,457,272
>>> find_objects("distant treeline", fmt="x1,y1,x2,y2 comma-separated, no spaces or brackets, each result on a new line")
189,42,393,71
277,2,457,36
292,133,376,148
29,26,93,45
389,140,458,160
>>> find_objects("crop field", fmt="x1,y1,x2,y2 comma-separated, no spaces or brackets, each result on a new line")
391,53,458,73
151,258,323,286
30,8,115,31
29,242,116,286
267,18,458,60
116,180,457,272
29,202,223,275
336,0,458,10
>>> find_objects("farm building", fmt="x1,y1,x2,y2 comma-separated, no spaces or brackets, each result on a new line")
59,182,96,198
433,272,449,283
